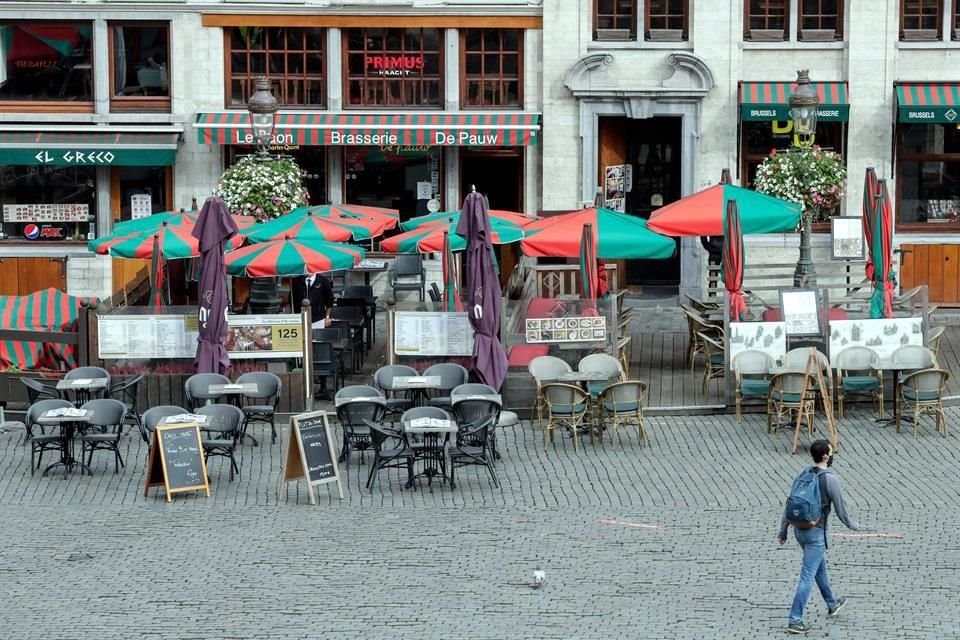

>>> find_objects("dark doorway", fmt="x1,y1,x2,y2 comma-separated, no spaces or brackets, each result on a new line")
625,116,682,288
461,149,522,212
344,147,441,224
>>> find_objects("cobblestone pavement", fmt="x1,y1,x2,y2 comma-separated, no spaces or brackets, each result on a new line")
0,407,957,640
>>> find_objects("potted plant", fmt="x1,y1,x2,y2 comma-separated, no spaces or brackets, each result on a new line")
216,154,308,222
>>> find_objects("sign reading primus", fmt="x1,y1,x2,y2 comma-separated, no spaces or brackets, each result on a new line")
365,54,424,76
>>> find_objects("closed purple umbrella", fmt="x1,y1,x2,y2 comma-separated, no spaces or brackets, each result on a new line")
192,196,239,375
455,191,508,390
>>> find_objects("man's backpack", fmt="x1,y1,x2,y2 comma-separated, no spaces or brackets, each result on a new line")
784,467,828,529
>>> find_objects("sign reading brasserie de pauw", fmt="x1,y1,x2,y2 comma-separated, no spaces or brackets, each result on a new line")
231,128,511,147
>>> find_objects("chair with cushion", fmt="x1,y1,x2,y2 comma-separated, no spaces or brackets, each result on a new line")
362,420,415,490
423,363,470,409
577,353,624,399
196,404,244,481
698,332,726,394
335,385,386,467
783,347,833,415
834,347,883,419
926,325,945,360
235,371,282,445
25,399,73,474
891,344,937,369
528,355,572,431
598,380,648,447
390,254,426,301
109,373,144,433
140,405,189,444
449,397,499,489
898,368,949,437
183,373,230,412
681,306,722,373
78,398,127,474
541,383,591,450
767,371,814,437
732,350,775,423
373,365,419,419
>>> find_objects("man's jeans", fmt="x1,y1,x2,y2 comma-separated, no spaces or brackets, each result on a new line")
789,527,837,624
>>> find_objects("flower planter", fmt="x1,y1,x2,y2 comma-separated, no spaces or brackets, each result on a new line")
647,29,684,42
747,29,785,42
595,28,633,41
799,29,837,42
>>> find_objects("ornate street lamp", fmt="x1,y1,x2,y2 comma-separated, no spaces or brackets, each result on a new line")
247,76,278,159
790,70,821,286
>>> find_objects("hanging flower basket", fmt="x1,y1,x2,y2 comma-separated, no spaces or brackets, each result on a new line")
216,155,308,221
754,146,847,223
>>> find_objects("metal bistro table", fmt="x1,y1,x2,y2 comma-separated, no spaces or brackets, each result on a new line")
871,360,926,428
540,371,611,384
56,377,109,406
350,262,388,286
208,383,259,399
37,408,93,477
403,417,458,491
392,375,442,406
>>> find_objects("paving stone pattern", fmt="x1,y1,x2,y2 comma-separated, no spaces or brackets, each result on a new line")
0,407,957,639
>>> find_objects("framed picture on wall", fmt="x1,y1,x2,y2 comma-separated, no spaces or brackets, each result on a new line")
779,288,821,336
830,217,865,260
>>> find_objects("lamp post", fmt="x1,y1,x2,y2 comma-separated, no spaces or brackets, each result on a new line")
247,76,278,160
790,69,820,287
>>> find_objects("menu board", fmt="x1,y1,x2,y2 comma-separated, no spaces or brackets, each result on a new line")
278,411,343,504
525,316,606,343
143,424,210,503
130,194,152,220
225,314,303,359
3,203,89,222
394,311,474,356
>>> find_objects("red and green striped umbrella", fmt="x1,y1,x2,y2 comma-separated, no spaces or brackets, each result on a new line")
225,237,365,278
107,221,243,260
149,234,167,310
862,167,880,282
402,209,535,232
381,216,525,253
0,288,92,371
441,231,463,312
522,207,676,259
244,210,354,243
286,205,393,239
647,183,802,236
579,223,599,305
722,200,747,321
869,180,895,319
92,212,254,255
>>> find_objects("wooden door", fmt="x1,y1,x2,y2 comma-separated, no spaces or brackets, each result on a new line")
899,243,960,305
0,258,19,295
16,257,66,295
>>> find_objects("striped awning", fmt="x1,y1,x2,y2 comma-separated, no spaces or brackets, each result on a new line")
195,111,541,147
896,84,960,123
739,81,849,122
0,128,180,166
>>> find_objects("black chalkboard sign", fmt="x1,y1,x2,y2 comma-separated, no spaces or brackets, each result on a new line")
278,411,343,504
144,424,210,502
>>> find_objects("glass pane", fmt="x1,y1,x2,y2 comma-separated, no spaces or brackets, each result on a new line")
306,28,324,52
231,52,247,74
347,53,366,76
230,79,246,105
464,80,482,105
306,52,323,75
502,54,518,76
899,161,960,224
465,29,482,51
346,28,366,50
287,52,303,74
286,29,303,50
117,166,168,222
900,123,960,155
0,166,95,240
465,53,482,75
250,53,266,74
269,53,285,75
422,28,441,50
114,25,170,98
305,79,323,105
502,29,519,51
265,28,284,49
422,53,441,75
483,54,500,75
598,0,615,13
484,30,500,50
0,22,94,102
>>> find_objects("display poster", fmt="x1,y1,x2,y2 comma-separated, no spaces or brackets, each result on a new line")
525,316,606,343
729,322,787,370
604,165,627,213
828,318,923,364
130,194,153,220
830,217,865,260
416,181,433,200
2,203,89,223
225,314,304,359
394,312,474,356
779,289,821,336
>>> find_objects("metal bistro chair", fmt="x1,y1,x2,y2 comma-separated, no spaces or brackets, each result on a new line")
451,384,502,461
598,380,648,447
183,373,230,412
140,405,189,444
698,332,726,394
335,385,387,467
196,404,244,481
373,365,419,420
834,347,883,419
331,304,367,354
767,371,815,436
63,366,112,404
362,420,415,491
25,399,73,474
423,363,470,409
323,321,361,374
898,368,950,437
732,350,775,424
541,383,591,451
19,378,61,443
391,254,426,302
449,395,500,489
108,373,144,433
528,355,572,432
235,371,282,445
78,398,127,474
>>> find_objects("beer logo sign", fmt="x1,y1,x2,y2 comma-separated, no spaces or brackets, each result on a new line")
365,54,424,77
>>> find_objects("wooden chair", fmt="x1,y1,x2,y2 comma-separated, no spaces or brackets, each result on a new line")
732,350,775,424
767,371,814,437
926,325,945,360
834,346,883,419
528,356,572,432
697,332,725,394
598,381,648,447
898,368,949,437
681,306,722,373
541,383,591,450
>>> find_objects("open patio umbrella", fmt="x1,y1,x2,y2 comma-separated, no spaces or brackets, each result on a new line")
647,183,802,236
92,212,253,255
862,167,880,282
441,231,463,312
381,215,525,253
579,223,599,306
192,196,238,375
722,200,747,321
243,209,354,243
289,205,393,239
521,207,676,259
107,220,243,260
869,180,895,319
456,192,507,390
402,209,536,232
225,237,364,278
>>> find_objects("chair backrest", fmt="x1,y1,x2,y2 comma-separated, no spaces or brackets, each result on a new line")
80,398,127,429
374,365,418,392
20,378,59,404
343,285,373,299
328,319,352,339
428,286,441,302
336,384,383,400
599,380,647,405
682,308,721,334
235,371,282,401
65,366,110,381
331,305,362,322
697,332,725,356
901,368,949,396
400,406,451,424
431,282,442,300
542,382,588,407
771,371,811,398
450,383,498,399
336,395,387,429
312,340,335,364
577,353,624,380
835,346,879,372
395,254,423,277
732,350,774,376
926,325,946,356
141,405,189,438
195,404,245,436
891,344,937,369
366,420,407,452
783,348,830,372
109,373,143,407
423,363,469,393
528,355,572,383
184,373,231,408
312,327,341,342
25,399,74,427
451,396,500,431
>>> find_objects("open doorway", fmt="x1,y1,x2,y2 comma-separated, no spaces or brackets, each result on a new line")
461,148,522,212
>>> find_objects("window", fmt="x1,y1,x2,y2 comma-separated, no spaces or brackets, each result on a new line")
0,166,95,241
799,0,843,40
646,0,689,40
226,27,325,108
109,23,170,110
115,166,170,224
900,0,942,40
745,0,788,40
594,0,638,40
345,28,442,108
954,1,960,39
0,22,93,104
462,29,522,108
896,123,960,228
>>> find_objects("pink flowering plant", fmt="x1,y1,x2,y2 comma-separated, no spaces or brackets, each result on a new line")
216,155,308,221
754,146,847,223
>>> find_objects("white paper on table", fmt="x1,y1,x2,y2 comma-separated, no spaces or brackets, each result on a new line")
72,378,93,385
409,417,431,427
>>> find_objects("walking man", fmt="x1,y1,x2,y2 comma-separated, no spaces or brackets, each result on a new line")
778,439,859,634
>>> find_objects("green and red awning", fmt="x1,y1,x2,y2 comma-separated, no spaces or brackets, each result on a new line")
195,112,541,147
896,83,960,122
0,128,181,166
739,81,849,122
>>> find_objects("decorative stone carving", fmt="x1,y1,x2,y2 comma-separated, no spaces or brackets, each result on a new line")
563,52,615,94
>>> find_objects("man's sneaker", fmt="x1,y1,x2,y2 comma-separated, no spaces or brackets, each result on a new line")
828,596,847,617
787,622,813,634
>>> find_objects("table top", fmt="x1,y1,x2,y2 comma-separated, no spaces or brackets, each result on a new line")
350,262,388,272
38,408,92,424
334,395,386,407
392,375,442,390
160,413,209,425
403,418,458,434
450,393,502,405
56,378,109,391
209,383,259,395
541,371,612,383
871,361,928,372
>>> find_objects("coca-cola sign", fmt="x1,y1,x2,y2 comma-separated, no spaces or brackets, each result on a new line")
365,54,424,77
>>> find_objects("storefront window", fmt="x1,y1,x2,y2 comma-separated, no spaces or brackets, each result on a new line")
462,29,522,108
109,23,170,108
0,22,93,103
345,28,442,108
226,146,327,206
227,27,325,108
897,122,960,227
0,166,94,241
344,146,441,222
115,166,170,224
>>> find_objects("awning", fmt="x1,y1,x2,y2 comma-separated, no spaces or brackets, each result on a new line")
195,111,541,147
896,84,960,123
739,81,849,122
0,127,181,166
